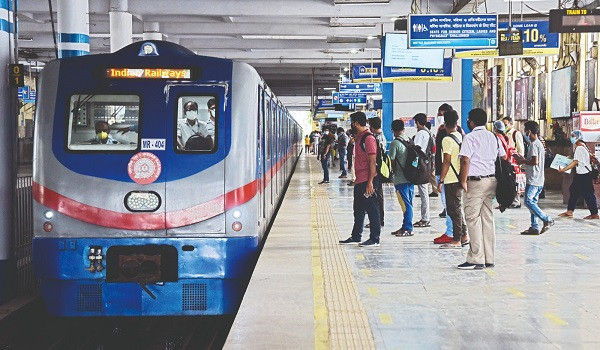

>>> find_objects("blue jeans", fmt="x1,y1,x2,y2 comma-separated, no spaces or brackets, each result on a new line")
394,183,414,232
352,179,381,242
339,148,347,175
320,153,330,181
524,185,551,231
437,175,453,236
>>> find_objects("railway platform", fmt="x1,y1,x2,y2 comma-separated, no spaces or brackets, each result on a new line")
225,152,600,349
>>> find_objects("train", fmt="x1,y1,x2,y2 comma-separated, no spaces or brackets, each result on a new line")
32,40,303,316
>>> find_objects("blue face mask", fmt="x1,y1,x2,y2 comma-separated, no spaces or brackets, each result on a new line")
524,135,531,143
571,137,577,144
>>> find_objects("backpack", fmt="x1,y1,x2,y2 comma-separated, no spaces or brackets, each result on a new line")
445,133,462,179
495,139,517,212
395,138,432,185
360,133,392,182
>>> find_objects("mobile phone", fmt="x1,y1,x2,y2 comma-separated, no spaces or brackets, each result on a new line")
363,192,371,198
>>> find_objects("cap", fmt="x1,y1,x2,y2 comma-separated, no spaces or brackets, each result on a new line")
493,120,506,132
572,129,584,141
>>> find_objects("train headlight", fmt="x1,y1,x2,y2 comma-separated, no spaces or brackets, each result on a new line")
43,210,54,220
43,222,53,232
232,210,242,219
125,191,161,212
232,221,242,232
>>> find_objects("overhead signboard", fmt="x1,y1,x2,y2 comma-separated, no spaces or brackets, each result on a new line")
339,83,382,93
408,14,498,49
382,57,453,82
352,64,382,83
498,28,523,56
455,20,559,58
550,8,600,33
383,32,444,69
317,99,335,109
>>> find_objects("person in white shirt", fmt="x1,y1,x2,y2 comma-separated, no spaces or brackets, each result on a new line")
558,130,599,219
177,101,209,150
457,108,506,270
412,113,433,228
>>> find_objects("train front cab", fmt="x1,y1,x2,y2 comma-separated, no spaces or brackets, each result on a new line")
32,42,260,316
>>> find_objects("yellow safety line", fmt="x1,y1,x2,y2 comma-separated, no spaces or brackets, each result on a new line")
309,160,330,350
507,288,526,298
548,241,561,247
311,157,376,349
356,254,366,261
379,313,393,325
574,253,591,260
368,287,380,297
508,224,517,229
544,313,569,326
484,269,496,277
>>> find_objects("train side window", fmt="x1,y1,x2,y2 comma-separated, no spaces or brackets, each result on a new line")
67,94,140,151
176,96,217,152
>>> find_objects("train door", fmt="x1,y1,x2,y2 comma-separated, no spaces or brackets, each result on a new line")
257,87,265,223
164,85,227,234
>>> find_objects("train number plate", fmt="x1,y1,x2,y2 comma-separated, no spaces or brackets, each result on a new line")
141,138,166,151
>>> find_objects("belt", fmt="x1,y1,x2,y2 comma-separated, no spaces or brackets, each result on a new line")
467,174,495,181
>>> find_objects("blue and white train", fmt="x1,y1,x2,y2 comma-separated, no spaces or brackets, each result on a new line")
32,41,302,316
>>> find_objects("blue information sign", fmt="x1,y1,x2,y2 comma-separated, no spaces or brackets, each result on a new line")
333,92,367,104
409,14,498,49
339,83,382,93
352,64,382,82
382,57,453,82
317,99,335,108
455,20,559,58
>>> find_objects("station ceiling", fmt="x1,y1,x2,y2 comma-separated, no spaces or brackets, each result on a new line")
17,0,565,102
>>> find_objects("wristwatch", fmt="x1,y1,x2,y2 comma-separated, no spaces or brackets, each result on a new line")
438,180,444,185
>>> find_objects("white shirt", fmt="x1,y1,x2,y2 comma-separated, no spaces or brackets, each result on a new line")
177,118,209,146
206,120,215,137
413,129,430,151
459,126,506,177
574,145,591,174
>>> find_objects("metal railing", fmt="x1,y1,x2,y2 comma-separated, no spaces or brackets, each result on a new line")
15,175,37,295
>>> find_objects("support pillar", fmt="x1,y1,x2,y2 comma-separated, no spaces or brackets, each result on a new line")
110,0,132,52
142,22,162,41
382,83,393,143
0,0,17,305
57,0,90,58
461,59,474,131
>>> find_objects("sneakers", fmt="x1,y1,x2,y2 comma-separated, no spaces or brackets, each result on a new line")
541,219,555,234
457,262,485,270
440,242,462,249
358,239,380,247
439,209,447,218
318,180,330,184
347,181,354,186
338,174,347,178
339,237,360,245
433,234,453,244
485,263,495,268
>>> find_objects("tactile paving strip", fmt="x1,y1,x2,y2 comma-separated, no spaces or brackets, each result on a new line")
310,159,375,350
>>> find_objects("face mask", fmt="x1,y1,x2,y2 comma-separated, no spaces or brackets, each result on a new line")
571,137,577,145
436,116,444,126
524,134,531,143
185,110,198,120
97,131,108,140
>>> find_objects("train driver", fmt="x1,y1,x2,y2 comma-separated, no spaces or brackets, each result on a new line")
92,121,119,144
177,101,209,150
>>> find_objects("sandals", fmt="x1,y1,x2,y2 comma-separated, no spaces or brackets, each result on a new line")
584,214,600,220
413,220,431,228
558,212,573,218
461,240,470,247
392,229,414,237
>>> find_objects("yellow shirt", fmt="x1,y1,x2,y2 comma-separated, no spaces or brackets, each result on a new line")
441,132,462,184
305,137,310,146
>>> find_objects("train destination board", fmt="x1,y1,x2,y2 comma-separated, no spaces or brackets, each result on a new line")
106,68,191,79
408,14,498,49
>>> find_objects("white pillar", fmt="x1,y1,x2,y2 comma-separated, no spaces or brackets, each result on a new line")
0,0,16,304
110,0,132,52
57,0,90,57
143,22,162,41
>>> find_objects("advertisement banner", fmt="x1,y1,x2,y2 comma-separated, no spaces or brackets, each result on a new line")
455,20,559,58
382,57,453,82
352,64,382,82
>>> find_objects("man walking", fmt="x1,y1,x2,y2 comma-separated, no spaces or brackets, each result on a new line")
458,108,506,269
339,112,381,247
436,110,468,248
337,127,349,178
412,113,433,228
514,121,554,235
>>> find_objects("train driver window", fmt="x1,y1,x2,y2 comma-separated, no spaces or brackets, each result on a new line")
176,96,216,152
67,94,140,151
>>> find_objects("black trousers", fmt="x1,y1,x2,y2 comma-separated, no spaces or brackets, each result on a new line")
568,172,599,215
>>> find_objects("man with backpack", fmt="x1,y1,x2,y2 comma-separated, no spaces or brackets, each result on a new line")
339,112,381,247
458,108,506,270
412,113,434,228
436,110,468,248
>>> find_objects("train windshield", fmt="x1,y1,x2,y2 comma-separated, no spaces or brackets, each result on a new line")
176,96,217,152
66,94,140,151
